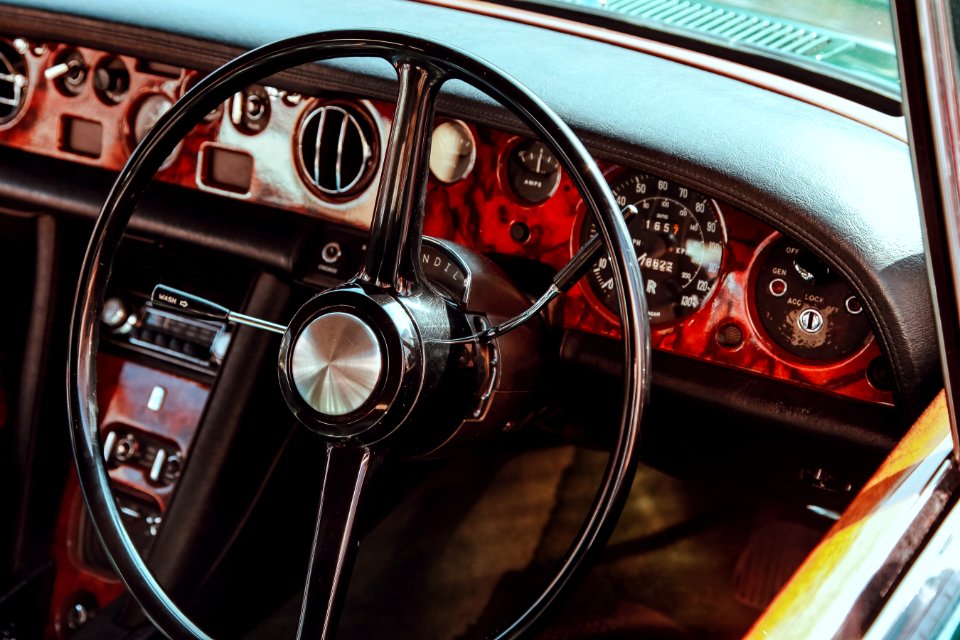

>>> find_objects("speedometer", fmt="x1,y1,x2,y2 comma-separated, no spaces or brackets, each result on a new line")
581,172,726,324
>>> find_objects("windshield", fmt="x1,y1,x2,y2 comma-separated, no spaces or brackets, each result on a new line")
524,0,899,100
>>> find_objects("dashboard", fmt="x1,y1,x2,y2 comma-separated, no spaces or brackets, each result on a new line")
0,1,943,637
0,38,892,405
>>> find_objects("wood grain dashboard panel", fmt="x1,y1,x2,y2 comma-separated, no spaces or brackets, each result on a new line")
45,355,210,638
0,35,892,405
98,354,210,510
421,123,892,405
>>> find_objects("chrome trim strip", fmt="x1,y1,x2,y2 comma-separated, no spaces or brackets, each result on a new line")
314,106,326,186
912,0,960,455
866,488,960,639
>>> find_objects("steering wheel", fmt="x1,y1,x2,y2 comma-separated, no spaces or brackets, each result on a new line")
68,30,648,640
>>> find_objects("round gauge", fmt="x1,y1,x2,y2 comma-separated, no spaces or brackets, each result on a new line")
581,172,726,324
429,120,476,183
128,93,181,169
506,140,561,205
754,236,870,361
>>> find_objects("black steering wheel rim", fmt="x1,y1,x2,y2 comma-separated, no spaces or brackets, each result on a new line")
67,29,650,640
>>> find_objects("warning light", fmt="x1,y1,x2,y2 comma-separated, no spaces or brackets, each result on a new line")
769,278,787,297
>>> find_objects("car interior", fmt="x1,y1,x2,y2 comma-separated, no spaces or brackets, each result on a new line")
0,1,943,638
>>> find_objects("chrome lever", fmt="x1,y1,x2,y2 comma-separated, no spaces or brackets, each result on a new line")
43,62,72,81
151,284,287,335
435,204,639,345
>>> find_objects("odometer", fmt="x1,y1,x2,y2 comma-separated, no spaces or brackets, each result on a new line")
582,172,726,324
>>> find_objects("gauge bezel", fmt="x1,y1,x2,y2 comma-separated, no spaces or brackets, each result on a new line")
428,118,477,184
497,135,562,207
122,90,181,171
745,231,875,367
0,38,31,131
572,168,729,328
292,97,381,203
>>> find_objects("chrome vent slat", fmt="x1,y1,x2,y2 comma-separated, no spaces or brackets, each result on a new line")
313,106,327,186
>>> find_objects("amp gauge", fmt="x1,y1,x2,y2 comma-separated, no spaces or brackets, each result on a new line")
753,237,870,361
506,139,561,205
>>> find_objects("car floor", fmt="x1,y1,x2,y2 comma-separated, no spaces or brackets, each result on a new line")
248,437,820,639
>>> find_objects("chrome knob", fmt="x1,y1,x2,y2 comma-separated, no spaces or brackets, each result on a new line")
101,297,129,330
113,434,138,462
291,312,382,416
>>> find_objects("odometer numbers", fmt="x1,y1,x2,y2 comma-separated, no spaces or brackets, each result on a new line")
582,172,726,325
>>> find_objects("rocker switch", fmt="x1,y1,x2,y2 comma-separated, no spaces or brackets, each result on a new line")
103,430,117,463
147,385,166,412
150,448,167,483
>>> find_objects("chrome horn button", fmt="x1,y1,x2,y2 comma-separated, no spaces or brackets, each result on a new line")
291,311,383,416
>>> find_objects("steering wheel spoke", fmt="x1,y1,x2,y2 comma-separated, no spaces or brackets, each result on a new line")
297,444,385,640
357,58,446,294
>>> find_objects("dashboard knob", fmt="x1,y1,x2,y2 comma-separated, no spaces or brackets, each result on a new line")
113,434,138,462
230,86,271,134
46,49,87,97
210,331,232,363
101,297,129,330
92,57,129,104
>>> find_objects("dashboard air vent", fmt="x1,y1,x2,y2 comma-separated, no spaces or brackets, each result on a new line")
297,102,377,198
0,40,28,126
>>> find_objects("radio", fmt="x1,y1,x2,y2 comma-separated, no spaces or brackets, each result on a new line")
100,295,231,373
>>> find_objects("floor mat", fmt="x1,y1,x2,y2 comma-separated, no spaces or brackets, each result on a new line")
527,448,762,640
245,444,779,639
